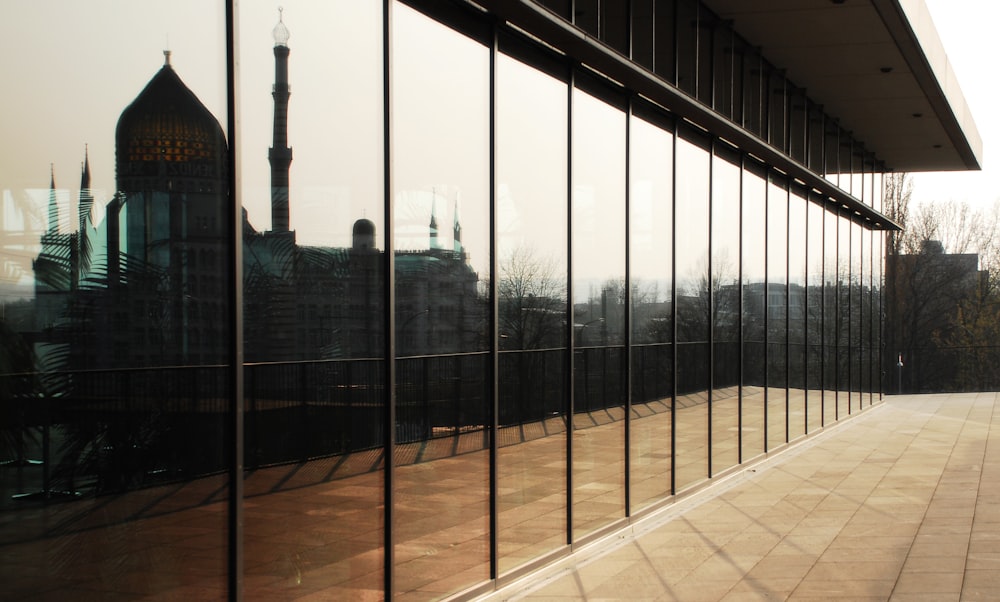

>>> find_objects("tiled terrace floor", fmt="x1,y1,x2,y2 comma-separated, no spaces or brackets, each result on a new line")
482,393,1000,601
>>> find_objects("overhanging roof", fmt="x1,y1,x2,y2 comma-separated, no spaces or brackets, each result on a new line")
703,0,982,172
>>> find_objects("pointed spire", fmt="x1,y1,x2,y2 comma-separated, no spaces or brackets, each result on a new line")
79,145,93,231
429,191,442,251
453,197,463,254
47,164,59,234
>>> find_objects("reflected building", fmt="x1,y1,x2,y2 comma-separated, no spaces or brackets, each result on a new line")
1,1,984,600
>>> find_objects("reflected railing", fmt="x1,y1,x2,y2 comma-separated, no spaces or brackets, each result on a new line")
2,340,864,508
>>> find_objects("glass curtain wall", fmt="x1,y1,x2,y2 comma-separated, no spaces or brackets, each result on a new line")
239,3,387,598
806,197,825,432
391,4,492,597
788,188,807,441
0,2,232,599
629,107,674,512
766,174,788,450
0,1,896,599
711,145,741,474
674,128,711,491
741,161,768,461
495,41,570,575
570,80,628,539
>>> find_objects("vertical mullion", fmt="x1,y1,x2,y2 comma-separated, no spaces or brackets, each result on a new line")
737,153,744,465
670,125,677,496
382,0,395,596
624,96,632,516
225,0,243,599
488,18,499,581
566,68,575,546
784,183,790,444
707,138,714,478
762,172,769,451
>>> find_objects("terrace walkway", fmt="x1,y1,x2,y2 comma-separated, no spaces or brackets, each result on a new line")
482,392,1000,601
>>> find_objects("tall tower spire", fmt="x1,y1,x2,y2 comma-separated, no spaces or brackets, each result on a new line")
453,196,463,254
79,145,93,233
269,7,293,233
47,164,59,234
429,192,441,250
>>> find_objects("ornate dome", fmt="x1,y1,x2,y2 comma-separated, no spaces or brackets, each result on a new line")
353,218,376,237
115,52,227,190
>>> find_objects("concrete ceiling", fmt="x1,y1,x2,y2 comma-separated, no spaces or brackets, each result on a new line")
701,0,982,172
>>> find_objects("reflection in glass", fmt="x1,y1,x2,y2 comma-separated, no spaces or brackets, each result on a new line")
711,147,740,474
675,130,711,490
741,162,767,461
496,49,569,573
788,190,807,441
1,3,229,598
571,84,626,538
239,3,386,597
392,4,491,596
837,213,851,417
766,175,788,450
824,209,840,423
852,221,863,409
630,110,673,511
806,198,825,432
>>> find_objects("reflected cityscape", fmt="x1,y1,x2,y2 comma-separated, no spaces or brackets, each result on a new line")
0,1,898,600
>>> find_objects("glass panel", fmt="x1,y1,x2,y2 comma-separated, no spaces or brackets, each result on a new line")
602,1,630,55
789,88,807,164
496,48,569,573
863,228,873,405
788,189,807,441
837,213,851,417
675,128,711,490
766,174,788,450
838,131,853,197
852,221,863,410
676,0,698,95
632,0,655,70
575,0,599,35
806,197,825,432
2,3,230,598
824,121,839,186
767,68,787,152
571,84,627,538
807,101,824,174
629,109,673,512
240,3,386,598
711,146,740,474
852,148,865,204
824,208,839,423
654,0,677,83
741,161,767,461
392,4,491,596
713,25,734,119
696,6,715,106
741,43,764,138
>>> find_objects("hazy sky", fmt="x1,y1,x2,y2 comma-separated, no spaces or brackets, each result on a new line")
1,0,993,291
911,0,999,211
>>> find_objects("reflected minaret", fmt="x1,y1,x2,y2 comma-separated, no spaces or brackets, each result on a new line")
452,198,462,255
269,7,293,233
78,146,92,236
47,164,58,234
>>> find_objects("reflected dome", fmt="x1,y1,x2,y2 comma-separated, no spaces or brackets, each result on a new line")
115,53,227,190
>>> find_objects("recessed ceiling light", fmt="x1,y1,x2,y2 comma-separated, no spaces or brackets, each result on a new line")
912,113,923,118
933,144,942,149
880,66,893,74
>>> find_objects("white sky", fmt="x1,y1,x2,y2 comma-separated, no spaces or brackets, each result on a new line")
1,0,993,291
910,0,999,211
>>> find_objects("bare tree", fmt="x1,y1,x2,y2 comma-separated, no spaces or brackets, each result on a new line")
498,246,565,349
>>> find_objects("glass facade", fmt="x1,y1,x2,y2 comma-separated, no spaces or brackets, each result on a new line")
1,0,894,599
